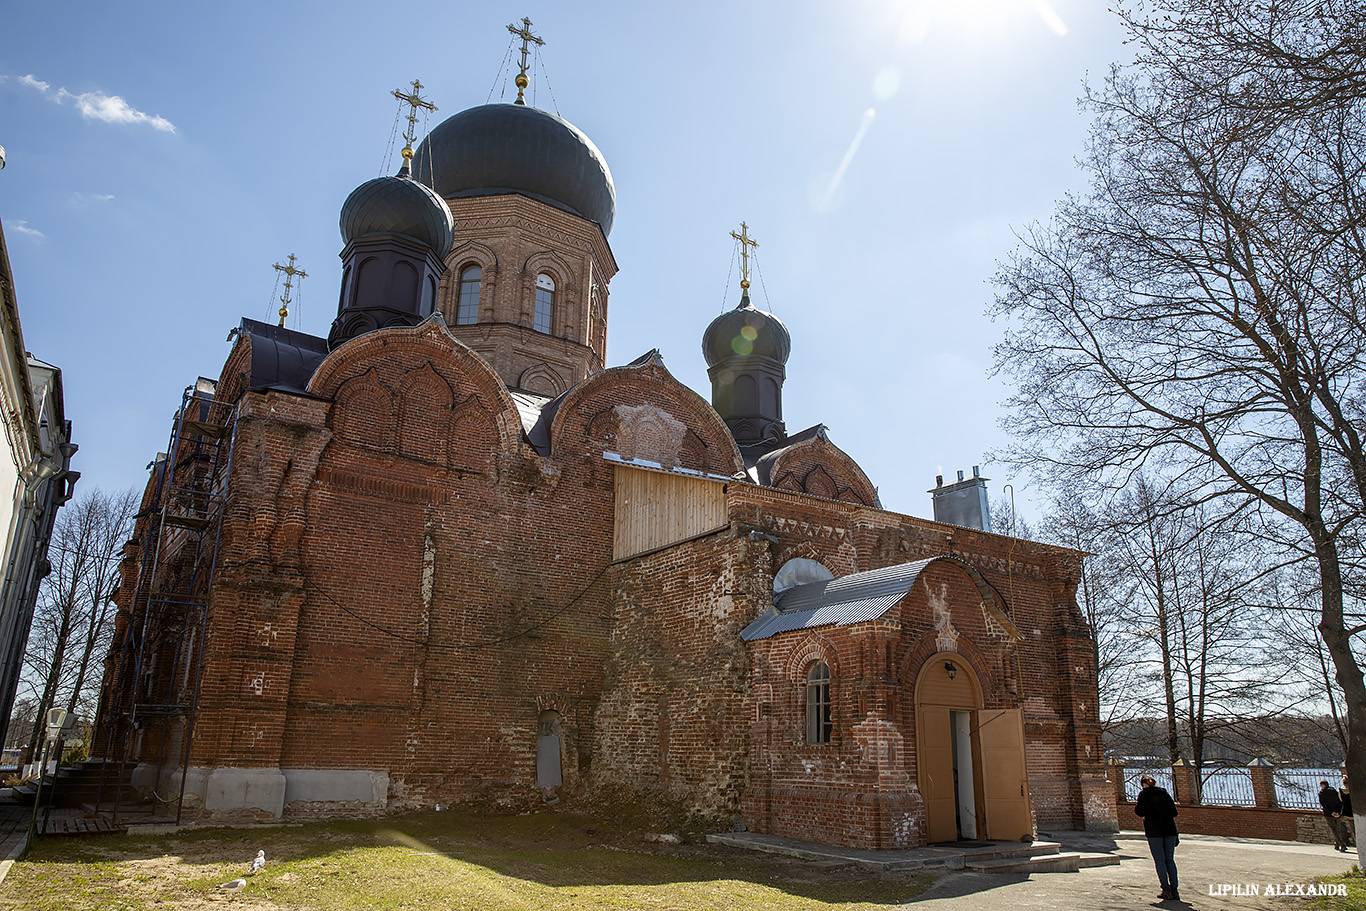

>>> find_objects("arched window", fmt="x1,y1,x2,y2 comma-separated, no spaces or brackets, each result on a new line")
806,662,831,744
534,273,555,334
456,265,481,325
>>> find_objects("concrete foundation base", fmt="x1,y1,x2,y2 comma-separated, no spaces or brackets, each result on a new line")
140,766,389,818
282,768,389,812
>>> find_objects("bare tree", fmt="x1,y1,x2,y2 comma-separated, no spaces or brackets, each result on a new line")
19,488,136,760
1039,492,1151,735
991,0,1366,860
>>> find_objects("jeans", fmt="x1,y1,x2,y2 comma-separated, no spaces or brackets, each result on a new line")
1147,835,1178,890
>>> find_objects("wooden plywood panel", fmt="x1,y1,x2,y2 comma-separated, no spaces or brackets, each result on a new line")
978,708,1033,841
916,669,979,708
916,704,957,844
613,465,727,561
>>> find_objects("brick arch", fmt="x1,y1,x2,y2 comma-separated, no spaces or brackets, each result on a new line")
517,362,567,396
782,631,841,684
767,435,878,507
332,367,393,452
549,357,744,475
440,241,498,324
803,464,838,499
398,361,455,463
897,628,995,696
308,316,525,456
534,693,574,716
773,541,856,579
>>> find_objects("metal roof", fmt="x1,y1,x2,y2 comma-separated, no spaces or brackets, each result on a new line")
413,103,616,236
742,558,936,641
239,319,329,395
508,389,554,449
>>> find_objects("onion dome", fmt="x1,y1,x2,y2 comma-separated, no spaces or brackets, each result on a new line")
411,103,616,236
702,292,792,367
339,164,455,256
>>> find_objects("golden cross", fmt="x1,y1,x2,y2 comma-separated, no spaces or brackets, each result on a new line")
506,17,545,104
273,254,307,327
392,79,437,162
730,222,759,290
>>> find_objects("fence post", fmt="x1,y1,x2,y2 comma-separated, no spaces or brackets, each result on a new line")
1172,758,1196,805
1248,758,1277,808
1107,757,1127,805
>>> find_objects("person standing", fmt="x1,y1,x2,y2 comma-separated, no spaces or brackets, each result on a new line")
1320,779,1349,852
1136,775,1180,902
1338,777,1354,851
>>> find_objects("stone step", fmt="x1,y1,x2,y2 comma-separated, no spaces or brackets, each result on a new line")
1077,852,1123,868
956,840,1062,862
965,851,1083,874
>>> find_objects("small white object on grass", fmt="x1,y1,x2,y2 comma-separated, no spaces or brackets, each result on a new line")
249,849,265,874
219,878,247,890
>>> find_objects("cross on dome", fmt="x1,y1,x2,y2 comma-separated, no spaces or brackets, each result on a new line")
730,222,759,291
392,79,437,163
507,17,545,105
272,254,307,327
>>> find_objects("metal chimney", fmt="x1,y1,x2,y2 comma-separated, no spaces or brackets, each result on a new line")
928,468,992,531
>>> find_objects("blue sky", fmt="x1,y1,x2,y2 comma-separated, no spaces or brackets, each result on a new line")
0,0,1127,520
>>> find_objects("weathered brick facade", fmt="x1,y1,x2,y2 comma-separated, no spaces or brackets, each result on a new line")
95,84,1112,848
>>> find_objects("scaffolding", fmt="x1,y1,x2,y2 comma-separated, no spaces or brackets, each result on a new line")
96,378,236,824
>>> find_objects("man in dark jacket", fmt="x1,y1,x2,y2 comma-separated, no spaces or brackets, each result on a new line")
1136,775,1180,901
1320,779,1349,851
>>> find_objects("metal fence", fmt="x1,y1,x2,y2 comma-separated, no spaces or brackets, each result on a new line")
1200,767,1255,806
1123,765,1175,802
1275,768,1342,810
1121,762,1344,808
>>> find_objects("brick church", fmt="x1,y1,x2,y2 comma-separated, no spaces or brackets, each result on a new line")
96,29,1115,849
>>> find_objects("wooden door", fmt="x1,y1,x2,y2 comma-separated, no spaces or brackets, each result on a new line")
916,704,957,843
978,708,1032,841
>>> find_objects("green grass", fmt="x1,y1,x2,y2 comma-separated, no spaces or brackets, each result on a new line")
1,809,932,910
1310,867,1366,911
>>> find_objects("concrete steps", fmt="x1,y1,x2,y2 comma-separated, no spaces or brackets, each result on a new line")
960,840,1123,874
9,761,138,808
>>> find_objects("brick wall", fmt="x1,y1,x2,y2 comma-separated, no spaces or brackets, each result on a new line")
1117,800,1315,841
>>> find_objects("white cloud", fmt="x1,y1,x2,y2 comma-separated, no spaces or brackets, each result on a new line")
9,221,46,240
69,192,116,207
16,73,176,133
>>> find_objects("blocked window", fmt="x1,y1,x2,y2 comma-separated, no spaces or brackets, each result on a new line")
806,661,832,744
456,265,481,325
534,273,555,334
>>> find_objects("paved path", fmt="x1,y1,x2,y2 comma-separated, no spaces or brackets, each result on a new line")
909,832,1355,910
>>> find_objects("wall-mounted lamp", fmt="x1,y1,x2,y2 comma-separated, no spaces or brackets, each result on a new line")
945,661,957,681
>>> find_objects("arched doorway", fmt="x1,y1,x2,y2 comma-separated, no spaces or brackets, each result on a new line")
536,710,563,799
915,653,983,842
914,653,1033,843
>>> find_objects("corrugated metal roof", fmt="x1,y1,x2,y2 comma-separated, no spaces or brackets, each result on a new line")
742,558,936,641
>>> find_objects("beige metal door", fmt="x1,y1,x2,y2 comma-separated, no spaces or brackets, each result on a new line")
978,708,1032,841
916,703,957,843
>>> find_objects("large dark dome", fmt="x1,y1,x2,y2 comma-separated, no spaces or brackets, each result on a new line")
412,103,615,236
703,293,792,367
340,169,455,255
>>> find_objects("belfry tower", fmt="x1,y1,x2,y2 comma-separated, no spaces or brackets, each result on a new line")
411,18,618,397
